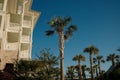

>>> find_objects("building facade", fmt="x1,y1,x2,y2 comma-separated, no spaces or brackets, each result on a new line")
0,0,40,70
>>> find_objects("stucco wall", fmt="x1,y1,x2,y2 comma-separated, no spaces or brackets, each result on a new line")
0,50,17,70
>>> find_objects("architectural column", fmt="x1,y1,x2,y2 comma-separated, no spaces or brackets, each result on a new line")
3,0,7,12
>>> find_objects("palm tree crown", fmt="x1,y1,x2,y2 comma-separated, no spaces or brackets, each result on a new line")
84,45,99,55
46,16,77,40
106,53,119,66
73,54,86,61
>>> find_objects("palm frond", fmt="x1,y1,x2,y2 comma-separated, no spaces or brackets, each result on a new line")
64,16,71,22
48,20,56,27
72,54,85,61
68,25,77,32
117,48,120,51
93,58,97,63
45,30,54,36
101,60,105,63
83,48,90,53
97,55,103,60
64,35,69,40
64,30,72,39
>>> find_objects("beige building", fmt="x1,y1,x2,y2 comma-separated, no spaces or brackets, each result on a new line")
0,0,40,70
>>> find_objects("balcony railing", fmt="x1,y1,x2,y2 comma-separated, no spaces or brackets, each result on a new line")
21,35,30,43
23,20,31,27
7,23,20,32
5,42,18,51
19,50,29,59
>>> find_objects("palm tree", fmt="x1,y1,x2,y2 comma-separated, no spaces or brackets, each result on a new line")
45,16,77,80
106,53,119,66
96,56,105,75
93,64,99,80
67,66,75,80
82,65,87,80
86,67,91,78
93,58,99,79
84,45,99,80
73,54,85,80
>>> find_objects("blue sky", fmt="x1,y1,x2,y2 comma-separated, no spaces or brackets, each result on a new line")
31,0,120,72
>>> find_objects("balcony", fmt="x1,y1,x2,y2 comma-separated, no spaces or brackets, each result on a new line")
23,15,32,27
19,50,29,59
21,35,30,43
23,20,31,27
21,43,30,50
7,32,19,42
5,42,18,51
7,23,20,32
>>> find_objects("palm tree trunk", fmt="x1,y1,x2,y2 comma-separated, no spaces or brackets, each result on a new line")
98,60,101,75
78,60,83,80
95,67,98,80
59,31,65,80
82,68,86,80
90,53,94,80
112,59,115,66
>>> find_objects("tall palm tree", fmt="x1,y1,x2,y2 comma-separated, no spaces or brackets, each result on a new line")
73,54,85,80
84,45,99,80
93,64,98,80
45,16,77,80
96,55,105,75
106,53,119,66
93,58,99,79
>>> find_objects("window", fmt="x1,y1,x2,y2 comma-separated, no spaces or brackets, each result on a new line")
0,0,4,10
7,32,19,42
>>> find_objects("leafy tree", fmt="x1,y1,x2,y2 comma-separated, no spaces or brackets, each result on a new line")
53,67,60,80
45,16,77,80
84,45,99,80
73,54,85,80
36,48,59,80
14,60,40,80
